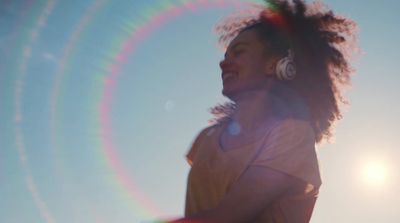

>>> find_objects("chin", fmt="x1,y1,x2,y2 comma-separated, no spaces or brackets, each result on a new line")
222,88,239,101
222,84,268,101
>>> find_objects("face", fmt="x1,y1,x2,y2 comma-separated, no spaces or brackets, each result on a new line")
220,29,276,100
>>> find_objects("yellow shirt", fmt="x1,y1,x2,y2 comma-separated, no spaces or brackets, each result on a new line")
184,118,322,222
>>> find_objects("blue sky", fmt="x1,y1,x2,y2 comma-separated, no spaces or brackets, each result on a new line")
1,0,400,222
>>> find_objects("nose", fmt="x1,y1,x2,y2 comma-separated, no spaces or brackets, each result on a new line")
219,58,230,71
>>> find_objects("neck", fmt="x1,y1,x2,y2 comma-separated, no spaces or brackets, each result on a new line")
229,88,273,133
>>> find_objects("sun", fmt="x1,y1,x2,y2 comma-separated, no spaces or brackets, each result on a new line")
361,160,389,187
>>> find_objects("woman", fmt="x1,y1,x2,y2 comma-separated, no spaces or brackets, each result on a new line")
168,0,357,222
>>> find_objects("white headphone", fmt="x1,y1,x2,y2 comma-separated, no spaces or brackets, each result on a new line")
276,49,296,81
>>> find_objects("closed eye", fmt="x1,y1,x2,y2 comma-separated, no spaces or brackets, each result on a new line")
233,48,245,56
224,42,249,59
224,48,246,60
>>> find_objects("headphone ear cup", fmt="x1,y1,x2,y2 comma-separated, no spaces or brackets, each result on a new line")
276,50,296,80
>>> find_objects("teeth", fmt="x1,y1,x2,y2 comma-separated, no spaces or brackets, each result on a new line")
223,73,236,81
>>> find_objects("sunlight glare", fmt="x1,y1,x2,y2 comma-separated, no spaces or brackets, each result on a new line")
361,161,388,187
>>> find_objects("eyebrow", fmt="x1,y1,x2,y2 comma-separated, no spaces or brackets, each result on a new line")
224,42,249,58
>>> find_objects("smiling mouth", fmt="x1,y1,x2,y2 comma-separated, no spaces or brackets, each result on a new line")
222,72,237,82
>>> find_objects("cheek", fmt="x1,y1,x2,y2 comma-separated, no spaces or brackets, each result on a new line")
238,59,265,75
236,57,255,70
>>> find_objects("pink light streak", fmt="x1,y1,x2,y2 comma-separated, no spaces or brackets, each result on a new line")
98,0,244,218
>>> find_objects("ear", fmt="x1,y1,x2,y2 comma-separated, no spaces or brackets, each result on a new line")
263,57,280,76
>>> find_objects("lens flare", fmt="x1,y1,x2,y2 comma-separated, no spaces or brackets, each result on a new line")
13,0,249,221
96,0,244,218
14,0,56,222
361,161,388,187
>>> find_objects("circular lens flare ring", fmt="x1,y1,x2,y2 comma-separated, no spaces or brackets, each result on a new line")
98,0,246,218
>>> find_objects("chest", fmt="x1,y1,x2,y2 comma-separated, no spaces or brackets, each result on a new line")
189,128,267,192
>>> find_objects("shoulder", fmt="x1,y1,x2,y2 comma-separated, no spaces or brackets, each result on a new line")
254,118,317,163
196,123,221,141
252,118,322,190
268,118,315,143
185,123,220,166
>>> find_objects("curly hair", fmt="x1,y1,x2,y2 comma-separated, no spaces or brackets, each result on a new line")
209,0,358,144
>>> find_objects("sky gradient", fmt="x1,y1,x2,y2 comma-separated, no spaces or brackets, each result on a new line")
1,0,399,222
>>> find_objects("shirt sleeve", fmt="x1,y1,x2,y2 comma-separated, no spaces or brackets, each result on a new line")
250,119,322,191
185,137,198,166
185,127,211,166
